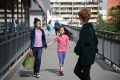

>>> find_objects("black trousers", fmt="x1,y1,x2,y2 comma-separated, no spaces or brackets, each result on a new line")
74,60,91,80
55,28,58,35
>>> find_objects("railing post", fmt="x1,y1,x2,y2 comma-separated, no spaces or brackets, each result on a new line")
110,34,113,66
102,33,105,60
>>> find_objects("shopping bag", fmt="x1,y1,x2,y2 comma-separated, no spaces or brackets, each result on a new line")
22,54,35,70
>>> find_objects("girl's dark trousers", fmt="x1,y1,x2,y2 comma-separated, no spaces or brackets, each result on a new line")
32,47,42,73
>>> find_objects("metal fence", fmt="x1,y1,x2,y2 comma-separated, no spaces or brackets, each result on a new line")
0,28,31,77
63,25,120,68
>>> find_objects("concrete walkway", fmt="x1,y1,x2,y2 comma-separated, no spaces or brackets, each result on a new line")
2,31,120,80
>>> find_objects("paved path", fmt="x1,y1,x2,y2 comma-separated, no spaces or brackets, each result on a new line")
2,31,120,80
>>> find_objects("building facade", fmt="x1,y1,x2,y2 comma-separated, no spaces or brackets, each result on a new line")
30,0,50,28
49,0,99,25
0,0,30,35
30,1,45,28
107,0,120,10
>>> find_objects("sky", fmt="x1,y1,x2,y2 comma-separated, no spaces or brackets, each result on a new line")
100,0,107,10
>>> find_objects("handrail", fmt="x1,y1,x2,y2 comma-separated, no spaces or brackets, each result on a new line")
0,29,31,77
62,24,120,40
63,24,120,35
0,28,32,39
63,24,120,69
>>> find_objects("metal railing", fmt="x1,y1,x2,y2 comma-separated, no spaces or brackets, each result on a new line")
63,24,120,68
0,28,32,77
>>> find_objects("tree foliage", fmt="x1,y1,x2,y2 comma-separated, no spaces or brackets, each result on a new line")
97,14,106,30
108,5,120,30
98,0,103,4
97,5,120,33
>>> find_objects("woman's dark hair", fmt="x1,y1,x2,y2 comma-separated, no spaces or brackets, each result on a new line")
34,18,41,25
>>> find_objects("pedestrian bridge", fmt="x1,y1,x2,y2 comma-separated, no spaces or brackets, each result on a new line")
0,25,120,80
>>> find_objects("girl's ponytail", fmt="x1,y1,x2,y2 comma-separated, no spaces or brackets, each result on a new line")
34,18,41,26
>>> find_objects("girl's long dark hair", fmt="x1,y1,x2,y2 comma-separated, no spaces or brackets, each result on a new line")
59,26,72,37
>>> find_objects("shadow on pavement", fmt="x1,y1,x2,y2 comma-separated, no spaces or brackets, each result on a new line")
18,70,33,77
95,57,118,73
45,69,64,76
44,69,59,75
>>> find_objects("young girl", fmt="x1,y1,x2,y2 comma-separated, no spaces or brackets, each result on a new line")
29,18,47,78
47,26,72,75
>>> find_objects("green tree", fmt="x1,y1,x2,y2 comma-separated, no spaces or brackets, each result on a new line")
98,0,103,4
97,13,117,32
97,14,106,30
108,5,120,31
98,0,103,11
97,0,107,30
97,4,120,32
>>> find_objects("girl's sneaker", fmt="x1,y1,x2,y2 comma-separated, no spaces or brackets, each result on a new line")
32,73,36,77
61,71,64,75
59,70,64,76
36,73,40,78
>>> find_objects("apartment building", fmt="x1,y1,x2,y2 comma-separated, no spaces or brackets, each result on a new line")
107,0,120,9
49,0,99,25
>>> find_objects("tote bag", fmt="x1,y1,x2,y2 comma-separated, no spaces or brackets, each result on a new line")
22,54,35,70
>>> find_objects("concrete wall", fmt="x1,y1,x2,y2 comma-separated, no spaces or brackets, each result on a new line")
30,1,42,10
30,11,42,28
